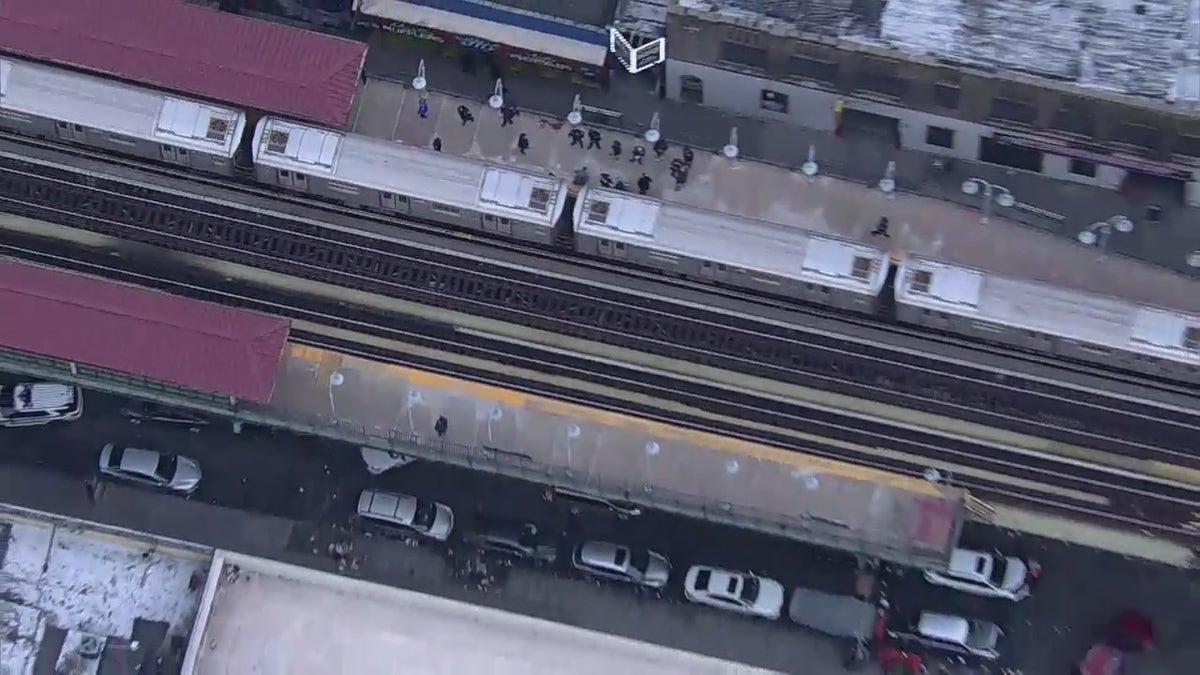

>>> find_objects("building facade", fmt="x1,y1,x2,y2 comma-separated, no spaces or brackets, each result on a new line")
663,0,1200,193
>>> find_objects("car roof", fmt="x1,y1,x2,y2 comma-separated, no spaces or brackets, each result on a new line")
918,613,970,643
13,383,74,410
695,567,740,596
579,541,624,565
948,548,992,579
359,490,417,522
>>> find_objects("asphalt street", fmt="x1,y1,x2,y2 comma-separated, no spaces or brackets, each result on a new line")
2,388,1198,674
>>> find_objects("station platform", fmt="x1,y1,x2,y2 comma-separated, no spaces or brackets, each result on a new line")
256,343,965,567
350,78,1200,314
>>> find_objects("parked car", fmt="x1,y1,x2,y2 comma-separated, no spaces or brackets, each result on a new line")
97,444,201,494
887,612,1003,661
357,489,454,541
463,520,559,564
120,402,210,431
923,548,1031,601
683,565,785,619
1075,610,1154,675
571,541,670,589
0,382,82,427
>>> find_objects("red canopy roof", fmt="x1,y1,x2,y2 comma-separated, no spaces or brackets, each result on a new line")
0,259,291,403
0,0,366,127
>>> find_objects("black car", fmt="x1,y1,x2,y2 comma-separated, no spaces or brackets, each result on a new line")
463,520,559,564
120,403,211,431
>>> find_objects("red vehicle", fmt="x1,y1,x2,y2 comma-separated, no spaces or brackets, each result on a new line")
1076,611,1154,675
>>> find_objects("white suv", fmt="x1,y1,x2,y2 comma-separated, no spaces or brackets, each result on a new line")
0,382,83,427
924,548,1031,601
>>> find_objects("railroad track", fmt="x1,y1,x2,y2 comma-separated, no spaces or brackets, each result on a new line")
3,237,1198,544
1,151,1198,467
0,131,1192,399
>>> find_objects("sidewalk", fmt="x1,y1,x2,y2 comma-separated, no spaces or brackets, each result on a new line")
359,32,1200,279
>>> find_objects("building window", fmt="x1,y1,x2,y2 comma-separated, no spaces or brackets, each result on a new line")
932,83,960,110
1052,101,1096,137
432,202,460,216
1068,158,1097,177
1177,134,1200,159
679,75,704,104
989,97,1038,124
1113,122,1160,149
760,89,789,114
719,42,766,68
852,62,908,99
925,126,955,149
789,55,837,82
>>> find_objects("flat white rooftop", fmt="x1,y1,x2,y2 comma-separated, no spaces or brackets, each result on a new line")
184,552,782,675
0,513,208,674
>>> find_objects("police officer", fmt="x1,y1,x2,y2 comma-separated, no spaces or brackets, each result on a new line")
653,138,668,159
569,128,586,148
610,139,622,158
517,132,530,155
637,173,652,195
587,128,602,150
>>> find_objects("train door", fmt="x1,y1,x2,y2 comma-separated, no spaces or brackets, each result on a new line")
159,145,190,165
55,121,86,142
277,170,309,190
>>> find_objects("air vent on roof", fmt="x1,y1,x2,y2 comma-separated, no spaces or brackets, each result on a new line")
587,199,610,225
206,117,230,141
910,269,932,294
1185,326,1200,352
267,129,289,153
528,187,551,211
850,255,875,280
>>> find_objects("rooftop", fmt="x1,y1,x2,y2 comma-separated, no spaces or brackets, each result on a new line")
183,552,783,675
674,0,1200,105
0,0,368,127
1,516,208,675
0,258,292,403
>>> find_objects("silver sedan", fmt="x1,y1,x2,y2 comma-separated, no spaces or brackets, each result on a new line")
571,541,671,589
98,443,202,494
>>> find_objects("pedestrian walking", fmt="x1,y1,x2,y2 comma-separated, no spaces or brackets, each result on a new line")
669,157,683,180
569,128,586,148
682,146,694,166
432,136,443,152
501,105,517,127
610,139,622,158
653,138,668,159
871,216,890,238
457,105,474,125
587,129,602,150
674,166,688,190
417,98,429,119
630,145,645,164
637,173,651,195
517,132,529,155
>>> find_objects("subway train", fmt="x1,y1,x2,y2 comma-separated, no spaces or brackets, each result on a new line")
1,55,1197,385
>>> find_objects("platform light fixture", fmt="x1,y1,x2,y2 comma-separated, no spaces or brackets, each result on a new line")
961,178,1015,224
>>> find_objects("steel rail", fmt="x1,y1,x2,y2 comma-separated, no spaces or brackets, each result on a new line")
0,154,1198,461
1,131,1191,400
3,238,1196,544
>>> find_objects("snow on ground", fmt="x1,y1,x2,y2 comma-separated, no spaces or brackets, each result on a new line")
0,518,209,674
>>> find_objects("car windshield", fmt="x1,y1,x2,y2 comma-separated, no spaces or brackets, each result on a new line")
694,570,711,590
412,501,437,529
988,556,1008,586
154,454,178,480
740,577,760,603
628,548,649,572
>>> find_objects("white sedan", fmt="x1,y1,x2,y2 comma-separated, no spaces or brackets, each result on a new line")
924,548,1031,601
683,565,784,619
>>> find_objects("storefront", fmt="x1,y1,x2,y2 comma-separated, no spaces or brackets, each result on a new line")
355,3,610,85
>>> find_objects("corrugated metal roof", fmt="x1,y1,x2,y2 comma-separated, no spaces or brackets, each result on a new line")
0,0,368,127
0,259,291,403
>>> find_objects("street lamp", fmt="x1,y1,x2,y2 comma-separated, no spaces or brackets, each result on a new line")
961,178,1015,224
1077,216,1133,252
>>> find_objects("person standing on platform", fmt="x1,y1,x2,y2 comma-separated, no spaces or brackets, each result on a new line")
432,136,443,152
517,133,530,155
653,138,668,159
630,145,645,164
457,105,475,125
610,139,622,158
587,129,602,149
417,98,429,119
569,128,586,148
501,105,517,127
637,173,652,195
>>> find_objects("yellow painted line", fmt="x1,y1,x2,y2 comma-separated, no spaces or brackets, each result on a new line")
291,343,942,497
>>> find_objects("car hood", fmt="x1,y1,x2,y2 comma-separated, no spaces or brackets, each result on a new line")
1001,558,1029,591
642,551,671,586
170,457,202,491
428,503,455,540
754,578,786,616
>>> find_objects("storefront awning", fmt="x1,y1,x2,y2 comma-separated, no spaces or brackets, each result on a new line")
357,0,610,67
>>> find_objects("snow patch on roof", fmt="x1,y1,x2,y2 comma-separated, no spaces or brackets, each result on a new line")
0,519,208,674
